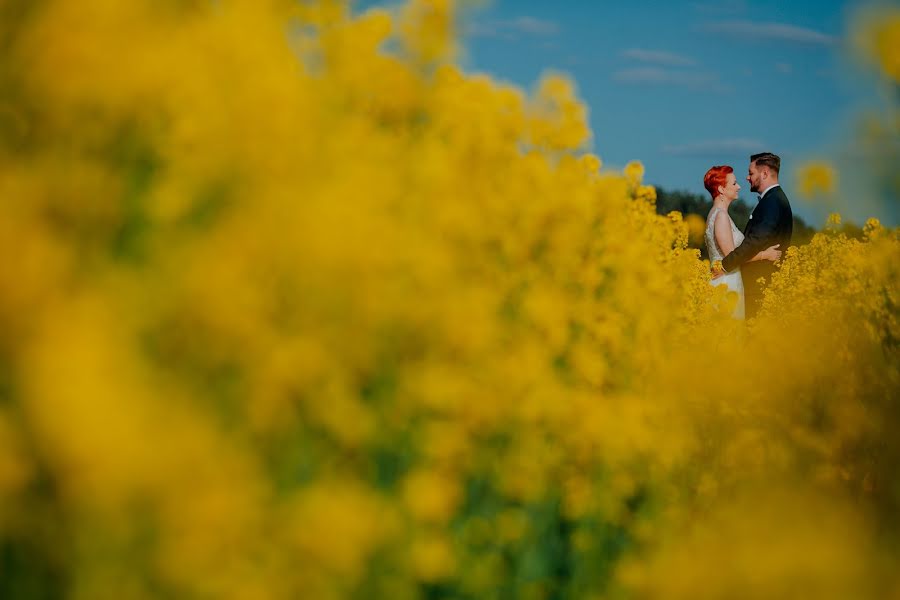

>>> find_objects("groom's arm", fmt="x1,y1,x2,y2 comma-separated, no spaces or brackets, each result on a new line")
721,197,780,272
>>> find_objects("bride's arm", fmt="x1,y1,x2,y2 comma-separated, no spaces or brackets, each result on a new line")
710,212,735,279
713,211,735,255
716,212,782,263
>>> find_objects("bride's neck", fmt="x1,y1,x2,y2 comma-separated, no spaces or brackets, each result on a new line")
713,197,730,210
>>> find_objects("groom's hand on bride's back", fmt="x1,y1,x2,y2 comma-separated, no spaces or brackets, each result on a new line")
711,244,781,279
748,244,782,263
761,244,782,262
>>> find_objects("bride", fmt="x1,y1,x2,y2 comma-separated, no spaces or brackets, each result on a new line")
703,165,781,319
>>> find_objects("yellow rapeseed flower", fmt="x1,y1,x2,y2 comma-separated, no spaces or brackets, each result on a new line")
796,161,837,199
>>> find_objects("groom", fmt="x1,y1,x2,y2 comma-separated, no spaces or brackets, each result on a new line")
719,152,793,318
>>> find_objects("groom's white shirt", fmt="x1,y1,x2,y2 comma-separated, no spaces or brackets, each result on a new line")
749,183,781,220
757,183,780,200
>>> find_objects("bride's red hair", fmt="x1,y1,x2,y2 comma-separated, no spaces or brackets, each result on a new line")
703,165,733,200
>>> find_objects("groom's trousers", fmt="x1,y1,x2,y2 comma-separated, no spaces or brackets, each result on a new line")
742,260,776,319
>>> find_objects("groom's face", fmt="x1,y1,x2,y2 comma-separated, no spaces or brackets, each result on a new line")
747,162,762,193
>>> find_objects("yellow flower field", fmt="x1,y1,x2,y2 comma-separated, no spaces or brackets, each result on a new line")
0,1,897,598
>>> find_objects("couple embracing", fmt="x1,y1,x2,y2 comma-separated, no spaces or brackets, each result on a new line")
704,152,793,319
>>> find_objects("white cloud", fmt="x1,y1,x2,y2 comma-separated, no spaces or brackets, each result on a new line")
775,62,793,74
612,67,732,93
464,21,505,38
621,48,696,67
691,0,748,15
464,16,560,39
662,138,768,157
697,20,837,45
509,16,559,36
613,67,707,84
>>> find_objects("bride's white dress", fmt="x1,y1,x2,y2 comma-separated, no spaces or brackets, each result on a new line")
705,206,745,319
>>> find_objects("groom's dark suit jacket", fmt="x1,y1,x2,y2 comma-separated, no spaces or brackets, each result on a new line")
722,185,793,317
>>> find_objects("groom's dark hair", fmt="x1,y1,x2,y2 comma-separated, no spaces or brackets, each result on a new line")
750,152,781,175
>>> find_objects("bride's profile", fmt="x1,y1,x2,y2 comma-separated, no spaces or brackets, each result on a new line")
704,165,782,319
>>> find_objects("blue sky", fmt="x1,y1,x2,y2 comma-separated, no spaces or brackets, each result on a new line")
357,0,897,226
